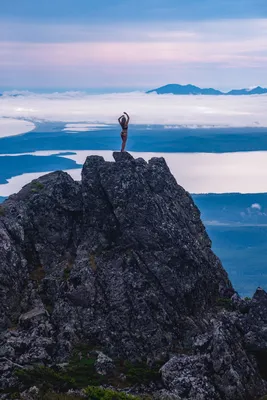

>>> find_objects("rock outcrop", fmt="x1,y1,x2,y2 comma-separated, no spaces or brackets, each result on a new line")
0,152,267,399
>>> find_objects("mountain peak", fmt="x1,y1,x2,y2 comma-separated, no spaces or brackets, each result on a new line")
1,153,267,399
147,83,267,95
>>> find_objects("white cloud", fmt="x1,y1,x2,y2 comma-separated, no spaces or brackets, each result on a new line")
1,92,267,128
63,123,112,132
0,118,35,138
251,203,262,210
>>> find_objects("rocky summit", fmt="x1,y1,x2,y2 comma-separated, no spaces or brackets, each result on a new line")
1,152,267,400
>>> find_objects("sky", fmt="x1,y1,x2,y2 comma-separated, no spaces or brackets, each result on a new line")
1,0,267,90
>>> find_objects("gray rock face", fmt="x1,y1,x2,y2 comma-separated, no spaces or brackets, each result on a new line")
160,311,267,400
0,152,266,399
94,351,115,375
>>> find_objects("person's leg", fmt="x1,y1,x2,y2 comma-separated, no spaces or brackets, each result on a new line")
121,134,127,152
120,133,124,151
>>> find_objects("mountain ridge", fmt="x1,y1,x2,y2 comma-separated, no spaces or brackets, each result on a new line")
147,83,267,95
1,152,267,399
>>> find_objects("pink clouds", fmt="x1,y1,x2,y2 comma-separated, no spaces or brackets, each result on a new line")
0,18,267,88
1,38,267,67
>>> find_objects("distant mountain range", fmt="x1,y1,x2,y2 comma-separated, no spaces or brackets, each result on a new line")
147,84,267,95
1,85,267,96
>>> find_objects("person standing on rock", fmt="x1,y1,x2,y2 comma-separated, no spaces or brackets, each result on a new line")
118,112,130,152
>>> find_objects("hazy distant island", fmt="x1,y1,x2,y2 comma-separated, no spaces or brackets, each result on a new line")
1,85,267,96
147,83,267,95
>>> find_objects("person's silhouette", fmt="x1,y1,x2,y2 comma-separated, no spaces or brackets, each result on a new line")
118,112,130,152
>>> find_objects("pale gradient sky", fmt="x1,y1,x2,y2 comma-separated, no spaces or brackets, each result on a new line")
1,0,267,90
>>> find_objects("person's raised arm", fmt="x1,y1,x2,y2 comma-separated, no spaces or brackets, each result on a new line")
123,112,130,123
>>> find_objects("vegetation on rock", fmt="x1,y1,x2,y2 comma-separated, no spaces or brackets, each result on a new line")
31,181,44,192
84,386,143,400
13,345,158,399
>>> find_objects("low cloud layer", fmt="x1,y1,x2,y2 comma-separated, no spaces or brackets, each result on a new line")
1,91,267,127
0,118,35,138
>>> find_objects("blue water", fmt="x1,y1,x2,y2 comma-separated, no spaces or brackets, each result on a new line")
0,153,82,184
207,225,267,297
1,123,267,155
193,193,267,225
2,122,267,297
1,123,267,187
193,194,267,297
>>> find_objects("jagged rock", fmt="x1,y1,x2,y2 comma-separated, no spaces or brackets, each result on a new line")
154,390,182,400
94,351,115,375
19,307,48,327
0,152,267,399
231,292,251,314
161,312,267,399
161,354,220,400
21,386,39,400
1,152,232,358
113,151,134,162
